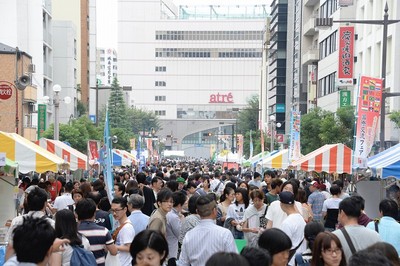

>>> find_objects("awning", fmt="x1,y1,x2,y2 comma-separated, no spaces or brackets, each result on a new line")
112,149,133,166
260,149,290,169
368,143,400,179
292,143,352,174
114,149,137,164
37,138,88,171
0,131,68,173
247,151,278,167
0,158,18,175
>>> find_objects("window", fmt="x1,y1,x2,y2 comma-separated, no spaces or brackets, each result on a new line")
155,110,166,116
155,96,166,101
319,31,337,59
320,0,338,18
318,72,337,97
155,66,167,72
155,81,166,87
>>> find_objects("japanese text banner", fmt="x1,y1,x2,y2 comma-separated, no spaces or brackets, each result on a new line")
338,26,354,86
354,76,383,167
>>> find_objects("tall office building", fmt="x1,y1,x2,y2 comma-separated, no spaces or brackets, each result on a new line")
118,0,269,157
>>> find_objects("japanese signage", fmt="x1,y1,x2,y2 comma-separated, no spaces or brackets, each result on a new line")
338,26,354,86
37,104,47,139
88,140,100,163
340,90,351,107
354,76,383,167
0,83,13,100
209,92,234,103
288,110,301,163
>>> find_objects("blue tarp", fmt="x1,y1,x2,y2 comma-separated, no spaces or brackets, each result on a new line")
368,143,400,179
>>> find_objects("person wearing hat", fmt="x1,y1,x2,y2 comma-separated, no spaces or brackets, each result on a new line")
177,177,186,191
279,191,307,266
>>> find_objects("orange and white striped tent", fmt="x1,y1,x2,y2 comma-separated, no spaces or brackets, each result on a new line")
37,138,88,171
292,143,353,174
0,131,68,174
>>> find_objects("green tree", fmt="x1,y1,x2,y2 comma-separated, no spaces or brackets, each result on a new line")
301,106,355,154
237,95,259,135
126,108,159,135
42,116,100,153
108,78,129,129
389,111,400,128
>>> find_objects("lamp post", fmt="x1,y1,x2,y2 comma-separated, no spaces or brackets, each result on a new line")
317,2,400,151
269,115,282,152
52,84,61,140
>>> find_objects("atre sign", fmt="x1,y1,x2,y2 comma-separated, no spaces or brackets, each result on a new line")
0,83,13,100
209,92,234,103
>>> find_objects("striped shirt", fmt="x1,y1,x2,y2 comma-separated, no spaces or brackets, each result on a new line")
78,221,114,266
178,219,238,266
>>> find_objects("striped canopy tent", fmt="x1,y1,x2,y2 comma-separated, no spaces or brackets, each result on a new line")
0,131,68,174
114,149,138,164
368,143,400,179
112,149,134,166
260,149,291,169
292,143,353,174
246,151,278,168
37,138,88,171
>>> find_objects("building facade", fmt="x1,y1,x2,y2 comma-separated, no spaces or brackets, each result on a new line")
118,0,269,158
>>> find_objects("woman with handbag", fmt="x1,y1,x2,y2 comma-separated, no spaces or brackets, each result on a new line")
242,190,268,247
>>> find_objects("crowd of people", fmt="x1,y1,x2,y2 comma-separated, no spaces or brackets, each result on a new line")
2,160,400,266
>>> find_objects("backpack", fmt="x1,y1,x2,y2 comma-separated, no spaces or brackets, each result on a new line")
70,245,97,266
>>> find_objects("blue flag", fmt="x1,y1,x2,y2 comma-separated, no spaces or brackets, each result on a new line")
249,130,254,158
104,109,114,201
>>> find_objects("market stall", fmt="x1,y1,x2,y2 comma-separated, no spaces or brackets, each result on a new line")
0,158,18,234
292,143,353,174
0,131,68,173
245,151,278,169
112,149,134,166
114,149,138,164
37,138,88,171
260,149,291,169
368,143,400,179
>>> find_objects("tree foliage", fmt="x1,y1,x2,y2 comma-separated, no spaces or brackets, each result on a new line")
237,95,259,135
108,78,129,130
389,111,400,128
301,106,355,154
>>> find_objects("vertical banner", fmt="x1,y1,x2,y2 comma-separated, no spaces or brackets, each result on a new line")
37,104,47,139
146,138,153,163
340,90,351,107
130,138,136,150
249,130,254,158
238,134,244,158
87,140,99,164
288,109,301,163
260,129,265,153
338,26,354,86
103,110,113,201
354,76,383,167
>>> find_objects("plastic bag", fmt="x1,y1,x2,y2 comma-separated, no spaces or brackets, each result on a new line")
105,253,121,266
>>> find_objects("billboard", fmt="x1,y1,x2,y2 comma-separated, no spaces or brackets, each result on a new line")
354,76,383,167
338,26,355,86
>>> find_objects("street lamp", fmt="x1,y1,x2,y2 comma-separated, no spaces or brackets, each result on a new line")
317,2,400,151
45,84,71,141
269,115,282,152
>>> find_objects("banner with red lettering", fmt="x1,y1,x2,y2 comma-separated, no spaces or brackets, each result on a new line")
338,26,354,86
87,140,100,165
354,76,383,167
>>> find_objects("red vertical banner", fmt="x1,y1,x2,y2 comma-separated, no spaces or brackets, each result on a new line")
338,26,354,86
354,76,383,167
87,140,99,164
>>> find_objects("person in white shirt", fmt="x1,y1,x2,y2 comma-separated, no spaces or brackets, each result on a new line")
178,195,237,266
266,180,303,229
279,191,307,266
52,181,75,213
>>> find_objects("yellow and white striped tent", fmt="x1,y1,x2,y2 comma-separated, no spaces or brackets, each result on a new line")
259,149,291,169
0,131,69,173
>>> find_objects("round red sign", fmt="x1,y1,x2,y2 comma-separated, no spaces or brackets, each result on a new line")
0,83,13,100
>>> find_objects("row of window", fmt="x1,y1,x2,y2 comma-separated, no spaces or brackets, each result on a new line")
155,66,166,72
155,81,166,87
319,31,337,59
155,30,263,41
155,96,166,101
155,110,166,116
155,48,262,58
318,72,337,97
320,0,338,18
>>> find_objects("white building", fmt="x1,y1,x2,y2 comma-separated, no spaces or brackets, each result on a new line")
118,0,269,157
